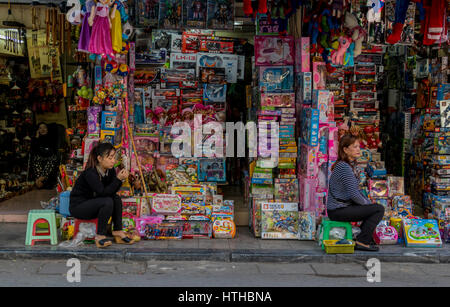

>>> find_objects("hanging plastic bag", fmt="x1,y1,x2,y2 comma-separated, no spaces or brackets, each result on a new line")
59,223,97,248
352,226,361,240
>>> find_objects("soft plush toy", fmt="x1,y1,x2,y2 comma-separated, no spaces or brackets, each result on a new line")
331,35,351,65
344,11,366,58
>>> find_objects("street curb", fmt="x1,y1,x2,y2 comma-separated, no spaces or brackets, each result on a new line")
0,246,448,264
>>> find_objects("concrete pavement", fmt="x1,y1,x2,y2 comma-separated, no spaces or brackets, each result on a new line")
0,222,449,264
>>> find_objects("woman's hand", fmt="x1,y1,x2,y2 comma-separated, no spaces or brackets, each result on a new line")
117,169,129,181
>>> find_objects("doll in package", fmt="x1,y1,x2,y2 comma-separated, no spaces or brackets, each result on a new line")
206,0,234,30
259,66,294,92
255,36,294,66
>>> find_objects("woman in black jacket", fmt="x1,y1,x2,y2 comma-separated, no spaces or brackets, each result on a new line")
69,143,134,248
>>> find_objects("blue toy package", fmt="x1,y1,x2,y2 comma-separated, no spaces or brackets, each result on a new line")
203,84,227,103
259,66,294,92
198,158,226,182
300,107,319,146
437,83,450,101
101,111,120,131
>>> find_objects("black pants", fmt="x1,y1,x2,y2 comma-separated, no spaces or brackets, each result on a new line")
70,195,123,236
327,204,385,245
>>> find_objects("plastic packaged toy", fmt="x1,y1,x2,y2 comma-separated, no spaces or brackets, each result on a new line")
87,106,102,137
158,0,183,29
179,220,212,238
200,67,226,84
313,62,326,90
403,219,442,248
198,158,226,182
212,219,236,238
261,202,299,239
197,53,238,83
261,93,295,107
150,193,182,215
373,225,398,245
185,0,207,28
144,222,183,240
259,66,294,92
255,36,294,66
298,211,316,240
203,84,227,102
387,176,405,197
300,107,320,146
206,0,234,30
369,180,389,198
274,179,299,202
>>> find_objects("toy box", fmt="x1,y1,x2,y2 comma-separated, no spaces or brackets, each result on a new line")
160,68,195,83
299,144,318,178
387,176,404,197
200,67,226,84
403,219,442,248
170,53,197,70
158,0,183,29
206,0,234,30
150,193,182,215
256,16,285,35
255,36,294,66
295,37,310,73
87,106,102,137
134,215,164,237
299,176,318,212
274,179,299,202
213,219,236,238
197,53,238,83
251,198,266,237
439,100,450,128
312,90,331,124
437,84,450,101
185,0,207,28
300,107,320,146
135,0,159,27
199,39,234,54
261,202,299,239
260,93,295,107
373,225,398,245
203,84,227,103
313,62,326,90
259,66,294,92
179,220,212,238
297,72,312,104
144,222,183,240
198,158,226,182
100,130,115,145
170,33,183,52
369,180,389,198
298,211,316,240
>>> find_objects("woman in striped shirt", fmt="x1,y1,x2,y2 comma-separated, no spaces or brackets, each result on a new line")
327,134,384,252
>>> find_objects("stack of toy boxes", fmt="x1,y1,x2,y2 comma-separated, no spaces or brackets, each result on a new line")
250,35,298,239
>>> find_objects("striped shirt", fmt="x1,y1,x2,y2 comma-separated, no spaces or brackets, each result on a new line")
327,161,372,211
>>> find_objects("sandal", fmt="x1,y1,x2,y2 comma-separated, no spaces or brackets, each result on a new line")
95,238,112,248
355,241,379,252
114,235,135,244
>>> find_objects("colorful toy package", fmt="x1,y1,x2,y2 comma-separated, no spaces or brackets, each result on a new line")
387,176,405,197
206,0,234,30
212,219,236,238
184,0,207,28
254,36,294,66
298,211,316,240
158,0,183,29
198,158,226,182
261,202,299,239
313,61,326,90
403,219,442,248
150,193,182,215
300,107,320,146
196,53,238,83
144,222,183,240
260,93,295,108
179,220,212,238
369,179,389,198
259,66,294,92
373,225,398,245
274,179,299,202
170,53,197,70
203,84,227,102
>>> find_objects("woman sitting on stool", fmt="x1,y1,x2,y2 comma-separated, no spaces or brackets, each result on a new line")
327,134,385,252
69,142,134,248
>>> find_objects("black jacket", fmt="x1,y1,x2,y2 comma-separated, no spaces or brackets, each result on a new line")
70,167,123,208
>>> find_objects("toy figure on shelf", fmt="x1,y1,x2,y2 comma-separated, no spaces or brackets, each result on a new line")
192,0,205,20
78,0,96,53
331,0,346,18
88,0,113,57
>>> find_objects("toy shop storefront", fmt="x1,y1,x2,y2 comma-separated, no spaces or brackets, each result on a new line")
1,0,449,250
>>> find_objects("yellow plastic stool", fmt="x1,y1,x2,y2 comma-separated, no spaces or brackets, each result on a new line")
25,209,58,246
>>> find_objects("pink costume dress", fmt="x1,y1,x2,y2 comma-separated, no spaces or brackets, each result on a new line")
88,2,113,56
